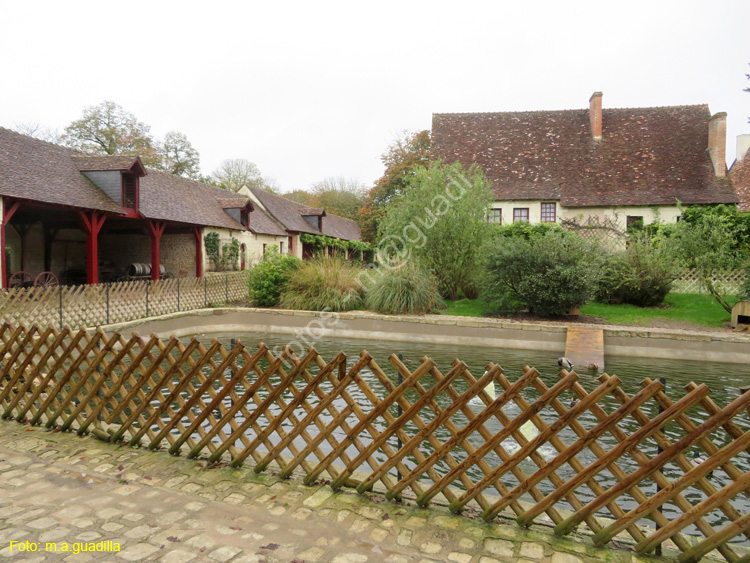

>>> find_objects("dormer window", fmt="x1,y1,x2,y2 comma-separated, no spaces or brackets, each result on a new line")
121,173,139,211
240,204,250,228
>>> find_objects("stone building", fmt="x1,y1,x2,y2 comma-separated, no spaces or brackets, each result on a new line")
0,127,361,288
729,134,750,212
431,92,739,231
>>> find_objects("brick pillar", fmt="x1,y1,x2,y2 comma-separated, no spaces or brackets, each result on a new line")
589,91,603,140
708,112,727,178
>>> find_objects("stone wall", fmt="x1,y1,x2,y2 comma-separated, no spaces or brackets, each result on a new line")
99,232,197,279
4,223,87,284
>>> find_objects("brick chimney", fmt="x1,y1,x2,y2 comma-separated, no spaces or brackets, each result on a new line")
737,134,750,163
708,112,727,177
589,92,603,140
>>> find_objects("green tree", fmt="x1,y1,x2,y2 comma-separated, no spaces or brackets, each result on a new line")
156,131,201,179
669,210,744,313
360,130,430,242
311,177,367,221
62,101,159,166
378,161,492,300
283,189,318,206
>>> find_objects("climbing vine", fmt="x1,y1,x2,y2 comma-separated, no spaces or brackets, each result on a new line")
300,233,373,260
204,232,240,271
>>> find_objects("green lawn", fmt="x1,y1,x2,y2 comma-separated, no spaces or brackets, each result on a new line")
442,299,485,317
580,294,735,328
442,294,735,328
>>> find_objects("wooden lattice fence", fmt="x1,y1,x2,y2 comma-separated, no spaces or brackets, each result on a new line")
0,272,250,328
672,270,748,296
1,322,750,562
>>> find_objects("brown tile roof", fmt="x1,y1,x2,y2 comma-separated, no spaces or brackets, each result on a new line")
0,127,289,235
248,206,288,236
0,127,124,213
72,155,142,172
249,186,361,240
322,214,362,241
432,104,738,207
138,170,244,229
139,173,287,235
201,185,288,236
300,207,325,216
730,152,750,212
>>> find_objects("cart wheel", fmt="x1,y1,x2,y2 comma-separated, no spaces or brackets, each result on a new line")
9,271,32,288
34,272,59,288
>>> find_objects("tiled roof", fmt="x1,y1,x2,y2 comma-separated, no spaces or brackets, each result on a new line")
300,207,325,216
432,104,738,207
138,170,244,229
730,152,750,212
72,155,142,172
249,187,322,234
0,127,289,235
322,214,362,241
249,186,321,234
248,186,361,240
0,127,124,214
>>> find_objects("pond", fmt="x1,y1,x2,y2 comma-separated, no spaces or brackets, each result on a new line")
190,330,750,541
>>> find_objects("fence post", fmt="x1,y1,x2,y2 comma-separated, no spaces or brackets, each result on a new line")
146,281,150,318
106,283,110,325
225,274,229,303
204,276,207,307
58,284,63,330
655,376,666,557
177,276,181,312
396,353,404,481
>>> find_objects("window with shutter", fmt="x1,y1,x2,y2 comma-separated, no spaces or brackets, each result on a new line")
122,174,138,210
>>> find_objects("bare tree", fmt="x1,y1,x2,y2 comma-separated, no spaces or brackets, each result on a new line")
310,176,367,220
211,158,263,191
13,122,60,143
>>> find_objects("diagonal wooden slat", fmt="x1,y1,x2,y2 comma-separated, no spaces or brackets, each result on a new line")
0,321,749,563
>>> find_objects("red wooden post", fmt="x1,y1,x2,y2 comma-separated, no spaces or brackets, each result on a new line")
1,200,20,289
147,220,166,280
78,210,106,285
192,226,203,277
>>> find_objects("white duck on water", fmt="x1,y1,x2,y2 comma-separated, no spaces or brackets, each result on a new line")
558,357,574,371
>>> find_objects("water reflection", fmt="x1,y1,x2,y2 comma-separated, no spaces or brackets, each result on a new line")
190,330,750,544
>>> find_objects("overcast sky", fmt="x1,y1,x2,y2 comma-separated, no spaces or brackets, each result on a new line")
1,0,749,193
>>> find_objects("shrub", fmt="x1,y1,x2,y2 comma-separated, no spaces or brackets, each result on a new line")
280,256,364,311
598,234,681,307
491,221,564,240
377,161,493,300
365,264,443,315
481,231,605,316
246,247,301,307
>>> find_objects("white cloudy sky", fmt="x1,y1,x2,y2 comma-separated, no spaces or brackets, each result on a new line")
1,0,749,192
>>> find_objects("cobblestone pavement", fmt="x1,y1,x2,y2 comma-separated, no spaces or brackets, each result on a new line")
0,422,651,563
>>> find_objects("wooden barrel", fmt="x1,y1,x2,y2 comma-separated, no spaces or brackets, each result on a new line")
127,263,166,278
127,263,151,277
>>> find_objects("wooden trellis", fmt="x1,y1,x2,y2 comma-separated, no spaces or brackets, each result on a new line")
1,321,750,562
672,269,748,296
0,272,250,328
